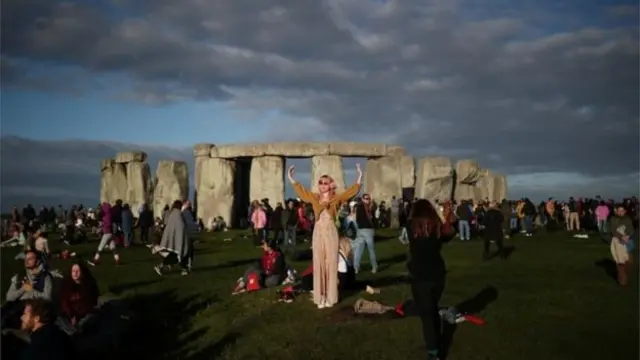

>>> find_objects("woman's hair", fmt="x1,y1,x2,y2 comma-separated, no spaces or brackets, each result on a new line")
338,236,353,260
63,261,97,288
171,200,183,210
599,200,605,206
318,175,337,197
251,200,261,208
409,199,443,239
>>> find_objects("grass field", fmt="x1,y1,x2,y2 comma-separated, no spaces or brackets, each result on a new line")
2,229,638,360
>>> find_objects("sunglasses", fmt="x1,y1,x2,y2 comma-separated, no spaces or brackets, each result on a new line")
363,197,370,201
318,180,330,186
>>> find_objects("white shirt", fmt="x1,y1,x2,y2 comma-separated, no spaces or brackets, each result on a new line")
338,251,351,273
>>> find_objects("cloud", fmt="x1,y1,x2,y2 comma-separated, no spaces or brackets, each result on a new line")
2,0,639,202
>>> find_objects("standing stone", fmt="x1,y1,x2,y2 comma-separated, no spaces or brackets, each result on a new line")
193,143,214,218
454,184,478,203
100,159,128,205
310,156,345,194
415,157,454,201
115,151,147,164
365,156,402,204
153,161,189,217
125,161,153,216
455,159,484,185
197,157,236,229
477,171,508,202
250,156,285,205
399,155,416,189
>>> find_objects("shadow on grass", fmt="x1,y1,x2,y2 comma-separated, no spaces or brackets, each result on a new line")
441,286,499,360
375,234,397,243
377,253,408,271
109,279,161,295
486,246,516,261
195,258,257,273
120,290,220,360
594,258,618,282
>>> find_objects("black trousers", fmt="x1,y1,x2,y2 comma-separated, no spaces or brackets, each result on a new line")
410,280,445,353
140,226,150,244
483,231,505,258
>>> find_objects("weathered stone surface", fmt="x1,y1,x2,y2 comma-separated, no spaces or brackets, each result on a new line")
399,156,415,188
193,143,214,157
115,151,147,164
125,161,153,216
365,156,402,204
415,157,454,201
455,159,483,184
478,171,508,202
310,156,345,194
100,159,128,205
454,184,479,202
387,146,407,156
328,143,388,157
153,161,189,217
250,156,285,205
211,142,390,158
197,158,235,228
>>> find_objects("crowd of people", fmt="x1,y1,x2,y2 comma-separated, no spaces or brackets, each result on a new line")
1,183,637,359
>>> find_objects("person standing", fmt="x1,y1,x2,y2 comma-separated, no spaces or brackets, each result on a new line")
353,194,378,274
138,203,154,245
406,199,455,360
251,201,267,246
289,164,362,309
121,204,134,248
609,205,635,286
281,200,299,251
89,203,120,266
482,201,506,260
155,200,191,276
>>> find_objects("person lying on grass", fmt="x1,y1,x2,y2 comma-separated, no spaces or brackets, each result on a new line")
232,240,286,294
57,261,100,336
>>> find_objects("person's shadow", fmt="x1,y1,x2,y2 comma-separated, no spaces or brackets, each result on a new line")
441,286,499,359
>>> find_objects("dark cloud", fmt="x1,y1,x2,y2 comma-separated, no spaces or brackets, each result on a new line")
1,0,638,198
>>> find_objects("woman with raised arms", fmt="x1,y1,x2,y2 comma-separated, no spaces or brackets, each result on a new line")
288,164,362,309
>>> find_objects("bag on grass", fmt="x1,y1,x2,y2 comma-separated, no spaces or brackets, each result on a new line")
353,299,394,315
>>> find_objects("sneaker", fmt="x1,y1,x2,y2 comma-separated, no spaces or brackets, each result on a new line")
87,259,98,267
317,302,326,309
181,269,189,276
371,268,377,274
154,265,163,276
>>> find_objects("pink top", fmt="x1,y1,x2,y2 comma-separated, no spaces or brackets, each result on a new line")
251,208,267,229
595,205,610,221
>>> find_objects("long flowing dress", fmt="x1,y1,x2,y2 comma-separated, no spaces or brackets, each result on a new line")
313,208,340,306
292,182,361,307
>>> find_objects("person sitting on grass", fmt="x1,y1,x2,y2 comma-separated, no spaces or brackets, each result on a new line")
232,239,286,295
2,250,53,330
20,299,77,360
57,261,100,336
1,225,26,248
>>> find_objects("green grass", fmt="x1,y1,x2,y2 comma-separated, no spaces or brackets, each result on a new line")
2,229,638,360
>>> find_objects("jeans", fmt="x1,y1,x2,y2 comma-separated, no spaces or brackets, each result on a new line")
410,280,445,355
97,233,114,252
523,216,533,233
284,226,297,246
458,220,470,240
399,227,409,245
352,228,377,272
123,231,133,247
509,218,518,230
597,219,607,233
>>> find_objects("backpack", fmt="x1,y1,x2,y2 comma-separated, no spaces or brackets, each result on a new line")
246,272,261,292
344,221,358,240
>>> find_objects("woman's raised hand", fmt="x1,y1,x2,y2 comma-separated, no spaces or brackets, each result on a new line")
287,165,296,183
355,163,363,184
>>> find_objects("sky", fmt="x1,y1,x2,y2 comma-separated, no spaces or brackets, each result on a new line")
1,0,639,209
